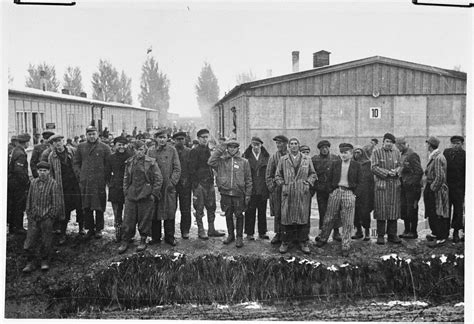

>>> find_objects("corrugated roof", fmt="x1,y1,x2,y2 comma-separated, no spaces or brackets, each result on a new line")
215,55,467,106
9,87,155,112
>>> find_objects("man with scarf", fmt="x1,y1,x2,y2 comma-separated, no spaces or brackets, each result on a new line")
275,138,317,254
48,134,84,244
106,136,133,242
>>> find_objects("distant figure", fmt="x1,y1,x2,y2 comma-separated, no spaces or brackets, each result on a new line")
102,127,110,138
132,127,137,137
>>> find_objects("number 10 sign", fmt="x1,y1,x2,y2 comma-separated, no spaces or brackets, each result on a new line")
370,107,381,119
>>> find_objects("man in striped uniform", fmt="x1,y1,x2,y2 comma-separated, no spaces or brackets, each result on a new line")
316,143,360,257
371,133,402,245
22,161,61,273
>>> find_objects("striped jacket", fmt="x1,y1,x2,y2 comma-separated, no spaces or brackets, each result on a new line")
371,147,402,220
425,149,449,218
25,176,61,221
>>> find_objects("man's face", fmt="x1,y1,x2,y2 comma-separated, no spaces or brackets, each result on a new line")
251,141,261,154
383,139,393,150
115,142,126,153
319,145,329,156
395,142,406,152
452,140,463,150
289,140,299,154
38,168,49,180
353,149,362,161
53,139,64,150
227,145,239,156
198,133,210,146
275,140,287,152
340,149,353,162
175,137,185,148
86,131,98,142
156,135,167,147
136,145,147,158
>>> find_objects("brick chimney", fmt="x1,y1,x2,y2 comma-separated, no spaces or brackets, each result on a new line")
61,89,70,95
79,92,87,98
313,50,331,68
292,51,300,72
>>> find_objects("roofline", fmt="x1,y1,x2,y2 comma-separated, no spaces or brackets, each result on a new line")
215,55,467,106
8,87,155,112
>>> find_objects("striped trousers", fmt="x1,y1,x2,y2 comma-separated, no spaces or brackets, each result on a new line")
320,187,356,250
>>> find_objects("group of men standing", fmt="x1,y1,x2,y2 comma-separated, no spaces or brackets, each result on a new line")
7,124,466,271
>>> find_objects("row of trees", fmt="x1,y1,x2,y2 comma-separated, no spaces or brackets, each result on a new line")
24,58,257,124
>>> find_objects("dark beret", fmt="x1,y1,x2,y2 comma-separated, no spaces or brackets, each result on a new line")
317,140,331,149
272,135,288,143
42,131,55,139
339,143,354,152
17,133,31,143
251,136,263,144
86,125,97,133
450,135,464,143
48,134,64,143
383,133,396,143
299,145,310,152
154,128,169,137
226,139,240,147
113,136,128,145
197,129,210,137
172,131,187,139
134,140,146,149
37,161,50,170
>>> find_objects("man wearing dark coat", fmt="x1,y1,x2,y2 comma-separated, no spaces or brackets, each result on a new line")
265,135,289,245
311,140,342,242
243,136,270,240
443,135,465,242
30,131,54,178
8,133,31,235
172,132,193,239
147,128,181,246
8,135,18,157
73,126,112,239
395,137,423,240
106,136,133,242
48,134,84,244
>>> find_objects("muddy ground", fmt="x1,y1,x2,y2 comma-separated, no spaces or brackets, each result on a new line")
4,198,465,320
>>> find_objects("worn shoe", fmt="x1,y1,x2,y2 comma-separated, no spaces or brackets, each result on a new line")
246,234,255,241
315,240,326,248
428,239,446,248
165,237,177,246
22,262,35,273
182,232,190,239
452,230,460,243
279,242,289,254
426,234,437,242
376,236,385,245
351,229,363,240
259,234,270,240
40,260,50,271
94,231,103,239
363,228,371,241
333,230,342,242
208,229,225,237
271,234,281,245
136,237,147,252
236,237,244,248
223,235,235,245
300,242,310,254
198,230,209,240
118,242,129,254
388,236,402,244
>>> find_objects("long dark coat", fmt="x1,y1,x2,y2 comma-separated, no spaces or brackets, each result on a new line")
265,150,287,217
353,149,374,218
73,139,111,211
147,144,181,220
106,151,133,204
243,145,270,198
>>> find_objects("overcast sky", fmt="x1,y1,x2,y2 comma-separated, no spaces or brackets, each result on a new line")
3,0,472,117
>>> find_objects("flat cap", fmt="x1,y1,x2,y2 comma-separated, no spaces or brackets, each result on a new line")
339,143,354,152
48,134,64,143
426,136,440,148
86,125,97,133
450,135,464,143
154,128,169,137
172,131,187,139
37,161,50,170
317,140,331,149
42,131,55,139
299,145,310,152
251,136,263,144
383,133,396,143
197,129,210,137
113,136,128,145
272,135,288,143
133,140,146,149
11,135,18,141
226,139,240,147
17,133,31,143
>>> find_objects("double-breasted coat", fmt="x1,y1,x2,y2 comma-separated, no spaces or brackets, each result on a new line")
73,139,111,211
275,152,317,225
147,144,181,220
243,145,270,198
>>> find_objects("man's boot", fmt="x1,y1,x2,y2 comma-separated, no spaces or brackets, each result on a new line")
224,215,235,244
236,237,244,248
196,216,208,240
115,223,122,243
208,221,225,237
78,222,85,236
271,233,281,244
136,237,147,252
363,227,370,241
223,234,235,244
351,226,363,239
333,228,342,242
453,229,460,243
